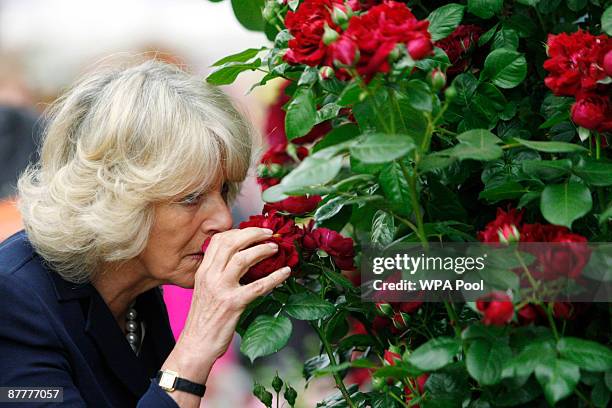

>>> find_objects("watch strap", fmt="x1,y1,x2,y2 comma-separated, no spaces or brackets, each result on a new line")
156,370,206,397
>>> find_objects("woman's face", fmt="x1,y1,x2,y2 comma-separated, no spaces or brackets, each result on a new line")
137,179,233,288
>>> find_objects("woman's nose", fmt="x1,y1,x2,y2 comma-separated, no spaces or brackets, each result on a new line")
202,193,234,232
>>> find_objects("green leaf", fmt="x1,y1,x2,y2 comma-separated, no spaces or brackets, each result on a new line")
600,204,612,225
467,0,503,19
401,81,433,112
409,337,461,371
230,0,265,31
478,23,499,46
284,292,336,320
479,181,527,203
603,6,612,35
567,0,587,12
466,338,512,385
312,124,360,154
349,133,415,164
522,159,572,180
557,337,612,372
206,59,262,85
502,340,556,379
535,358,580,406
280,155,344,191
441,129,504,161
481,49,527,89
424,364,470,406
322,267,356,291
514,138,588,153
285,87,317,140
379,161,412,216
371,210,395,247
452,73,479,107
240,315,292,362
540,182,592,228
315,196,348,222
337,81,363,106
492,29,519,50
211,48,263,66
427,3,466,41
574,159,612,186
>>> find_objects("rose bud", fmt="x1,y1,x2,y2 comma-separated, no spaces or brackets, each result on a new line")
604,49,612,77
331,6,349,30
319,66,335,80
392,312,409,330
498,224,520,244
517,304,538,326
407,37,433,60
323,23,340,45
430,69,446,92
331,36,358,67
476,292,514,326
444,85,457,101
571,95,609,131
383,349,402,366
375,302,394,317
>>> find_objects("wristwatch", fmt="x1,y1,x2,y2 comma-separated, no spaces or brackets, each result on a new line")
155,369,206,397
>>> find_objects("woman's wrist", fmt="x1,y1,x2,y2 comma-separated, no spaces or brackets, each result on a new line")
161,335,217,386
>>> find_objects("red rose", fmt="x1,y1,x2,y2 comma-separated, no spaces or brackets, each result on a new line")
256,176,280,191
303,220,356,270
265,82,331,146
570,93,612,132
477,207,524,243
516,304,538,325
283,0,344,67
404,374,429,408
476,292,514,326
604,49,612,77
263,194,322,215
535,232,591,280
260,142,309,165
331,1,432,80
543,30,611,96
237,210,303,284
434,25,483,77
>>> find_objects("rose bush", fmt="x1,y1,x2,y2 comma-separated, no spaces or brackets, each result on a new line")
207,1,612,407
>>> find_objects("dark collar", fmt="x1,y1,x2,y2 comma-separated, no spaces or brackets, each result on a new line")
46,263,175,397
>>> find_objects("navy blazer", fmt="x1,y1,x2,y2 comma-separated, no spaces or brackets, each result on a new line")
0,230,181,407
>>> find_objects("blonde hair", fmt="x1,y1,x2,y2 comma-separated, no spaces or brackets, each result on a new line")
17,59,255,283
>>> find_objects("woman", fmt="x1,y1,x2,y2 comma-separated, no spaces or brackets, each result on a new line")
0,60,291,407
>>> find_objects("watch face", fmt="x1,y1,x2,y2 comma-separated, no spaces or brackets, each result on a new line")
159,371,178,390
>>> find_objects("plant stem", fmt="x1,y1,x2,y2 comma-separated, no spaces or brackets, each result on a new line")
389,390,410,408
595,131,601,160
311,324,356,408
399,160,428,249
444,301,462,338
545,302,560,342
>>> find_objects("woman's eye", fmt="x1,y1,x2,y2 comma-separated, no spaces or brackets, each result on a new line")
181,192,203,206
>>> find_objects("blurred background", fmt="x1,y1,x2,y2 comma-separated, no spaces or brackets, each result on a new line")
0,0,342,406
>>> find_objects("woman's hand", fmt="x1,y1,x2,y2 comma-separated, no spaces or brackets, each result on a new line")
160,227,290,405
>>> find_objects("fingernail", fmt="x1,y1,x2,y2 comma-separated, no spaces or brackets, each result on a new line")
281,266,291,274
268,242,278,249
263,228,274,234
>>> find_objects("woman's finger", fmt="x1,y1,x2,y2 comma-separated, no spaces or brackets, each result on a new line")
239,266,292,304
199,227,273,274
225,242,279,280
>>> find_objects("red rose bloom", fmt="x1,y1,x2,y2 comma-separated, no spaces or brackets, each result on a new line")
517,304,538,325
570,93,612,132
543,30,611,96
238,210,303,284
263,194,322,215
256,176,280,191
476,292,514,326
260,142,309,165
302,220,356,270
331,1,432,80
283,0,344,67
535,231,590,280
477,207,524,243
435,25,483,77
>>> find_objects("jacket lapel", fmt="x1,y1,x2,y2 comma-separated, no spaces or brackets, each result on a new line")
84,290,150,397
